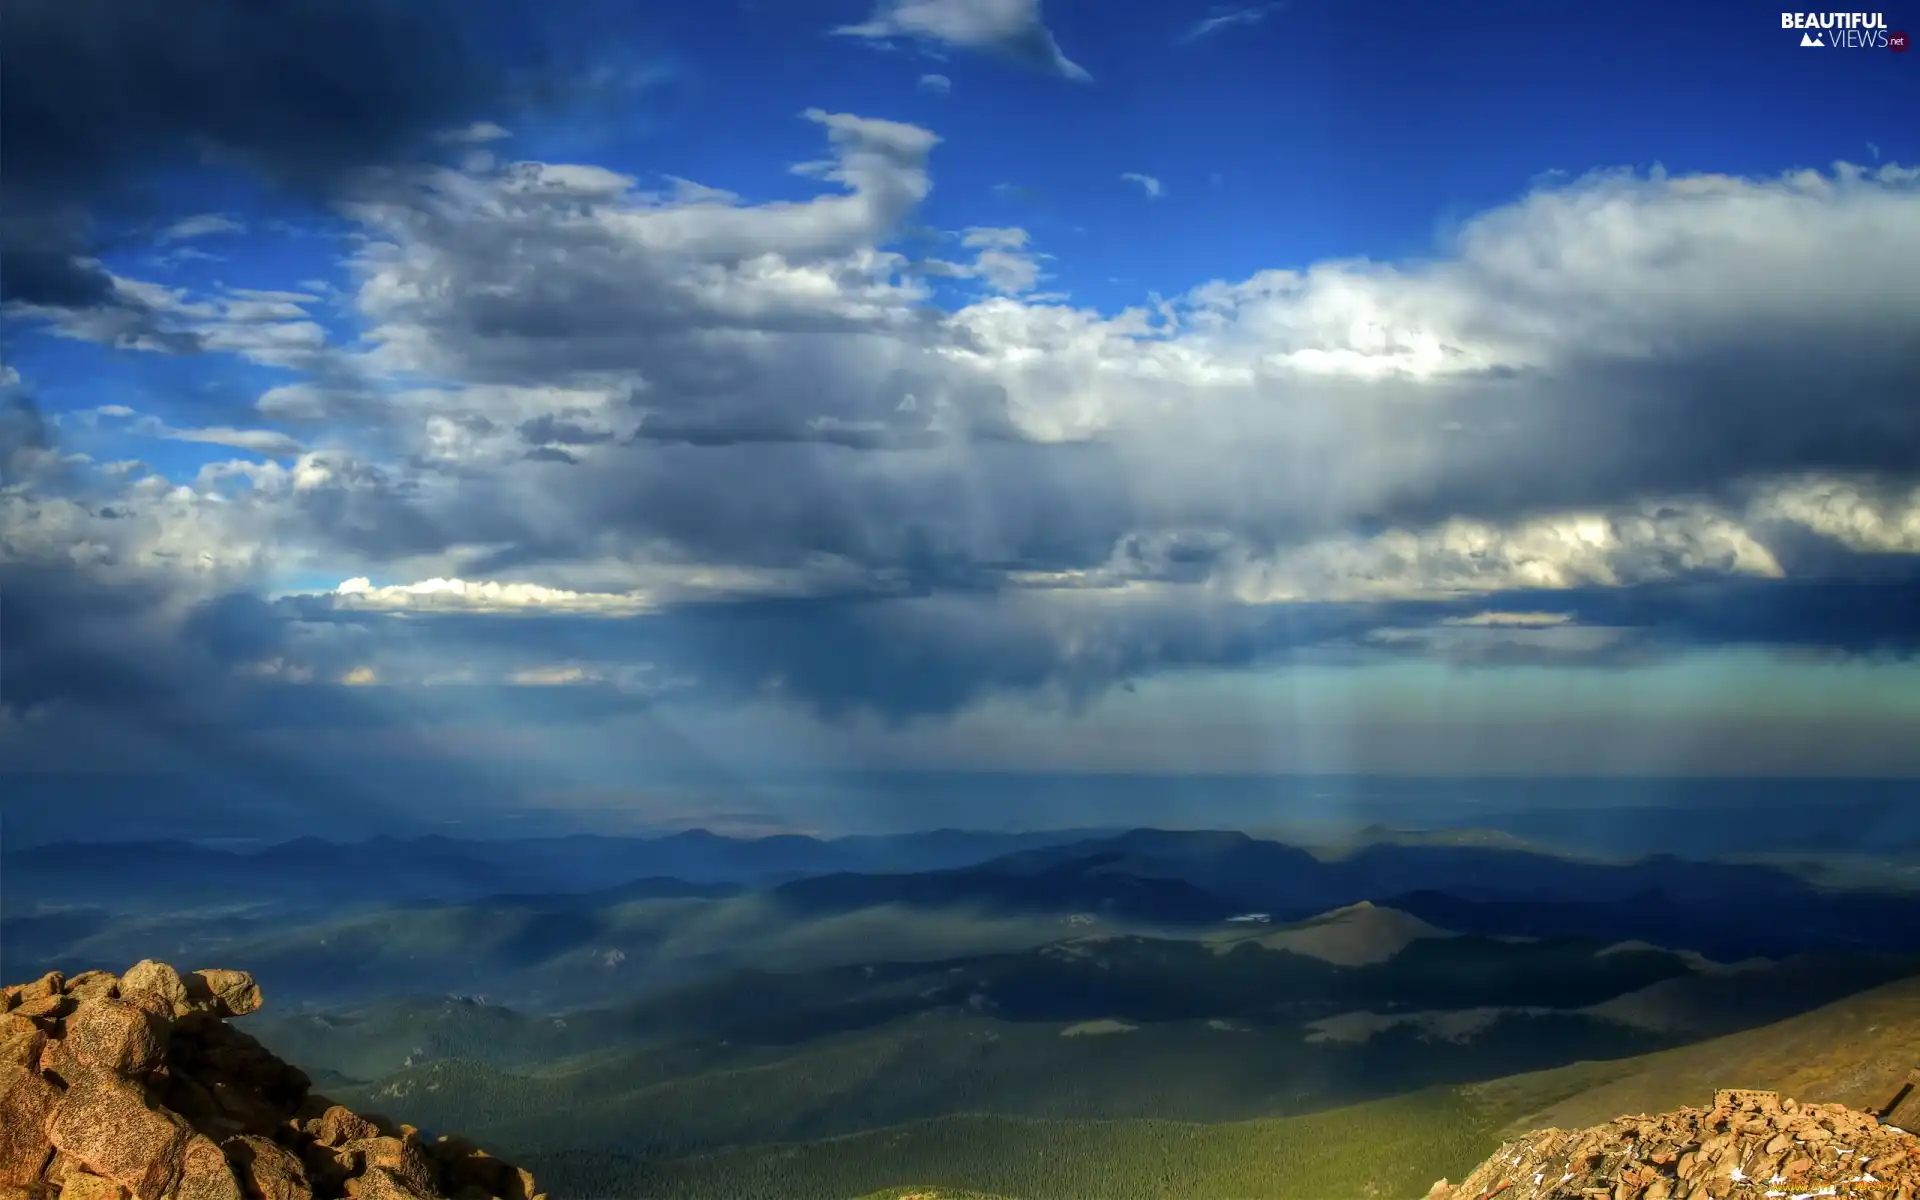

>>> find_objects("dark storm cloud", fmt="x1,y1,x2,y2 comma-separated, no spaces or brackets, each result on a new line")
0,0,472,311
520,414,615,448
0,564,527,835
1536,575,1920,657
248,549,1920,723
0,0,643,313
254,592,1339,721
1367,344,1920,531
0,0,493,201
0,247,117,311
626,413,946,452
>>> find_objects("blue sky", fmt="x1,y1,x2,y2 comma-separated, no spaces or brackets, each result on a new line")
2,0,1918,840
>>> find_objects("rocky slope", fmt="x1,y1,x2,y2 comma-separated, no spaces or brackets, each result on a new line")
0,962,541,1200
1429,1088,1920,1200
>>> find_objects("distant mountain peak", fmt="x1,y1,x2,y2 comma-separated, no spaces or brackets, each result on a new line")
1217,899,1456,966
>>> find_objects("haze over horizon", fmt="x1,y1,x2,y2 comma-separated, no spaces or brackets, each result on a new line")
3,0,1917,847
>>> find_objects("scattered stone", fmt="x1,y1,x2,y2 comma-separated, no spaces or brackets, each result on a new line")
62,976,117,1006
1431,1088,1920,1200
56,1173,128,1200
222,1136,311,1200
0,964,537,1200
317,1108,381,1150
184,973,262,1020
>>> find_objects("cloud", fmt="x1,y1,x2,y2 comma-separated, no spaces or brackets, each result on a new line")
1121,172,1164,199
835,0,1091,81
918,73,953,94
0,0,504,316
325,576,656,616
508,664,600,686
164,426,304,457
4,107,1919,737
158,214,245,243
1178,3,1285,45
1363,620,1650,669
920,226,1045,294
0,0,650,328
75,400,304,458
438,121,513,145
1442,611,1575,628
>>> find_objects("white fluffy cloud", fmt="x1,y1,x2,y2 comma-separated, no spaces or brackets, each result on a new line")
835,0,1090,81
6,109,1920,725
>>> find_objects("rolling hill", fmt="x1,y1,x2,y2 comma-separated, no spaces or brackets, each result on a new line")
16,826,1920,1011
497,973,1920,1200
248,903,1915,1181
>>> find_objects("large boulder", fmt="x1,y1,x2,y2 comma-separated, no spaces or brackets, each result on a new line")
185,972,262,1020
0,1061,62,1186
45,1068,195,1200
63,1000,167,1077
0,963,543,1200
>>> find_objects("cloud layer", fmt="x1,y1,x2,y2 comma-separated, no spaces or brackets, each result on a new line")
4,88,1919,754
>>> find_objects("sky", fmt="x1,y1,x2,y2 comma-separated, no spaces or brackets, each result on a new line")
2,0,1918,841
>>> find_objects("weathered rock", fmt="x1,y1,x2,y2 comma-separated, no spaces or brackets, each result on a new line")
46,1068,195,1200
0,1014,47,1071
316,1107,381,1150
220,1137,310,1200
117,965,189,1020
1445,1088,1920,1200
44,1151,76,1187
338,1138,434,1197
170,1135,243,1200
64,974,120,1005
184,973,261,1020
13,993,75,1026
0,1062,60,1187
5,963,536,1200
66,999,167,1077
345,1167,432,1200
59,1172,131,1200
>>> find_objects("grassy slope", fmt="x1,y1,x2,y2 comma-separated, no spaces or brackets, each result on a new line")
513,972,1920,1200
527,1088,1500,1200
852,1190,1018,1200
1477,971,1920,1135
329,1008,1670,1159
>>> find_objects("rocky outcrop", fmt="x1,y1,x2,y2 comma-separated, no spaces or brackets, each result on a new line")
1428,1088,1920,1200
0,964,542,1200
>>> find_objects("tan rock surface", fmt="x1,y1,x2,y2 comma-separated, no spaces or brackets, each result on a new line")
0,965,539,1200
1429,1088,1920,1200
